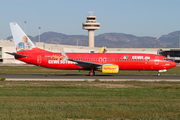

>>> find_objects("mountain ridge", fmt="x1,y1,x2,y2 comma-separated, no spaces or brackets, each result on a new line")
7,31,180,48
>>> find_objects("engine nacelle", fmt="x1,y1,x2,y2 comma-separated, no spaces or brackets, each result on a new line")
102,65,119,74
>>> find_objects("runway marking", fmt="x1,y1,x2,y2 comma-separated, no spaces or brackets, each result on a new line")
6,79,180,82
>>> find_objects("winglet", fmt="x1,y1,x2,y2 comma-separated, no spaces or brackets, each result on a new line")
59,47,69,63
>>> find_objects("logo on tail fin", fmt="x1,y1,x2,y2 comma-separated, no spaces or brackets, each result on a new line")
9,22,36,51
16,36,32,51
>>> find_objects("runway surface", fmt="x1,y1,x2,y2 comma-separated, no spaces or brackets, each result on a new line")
0,74,180,81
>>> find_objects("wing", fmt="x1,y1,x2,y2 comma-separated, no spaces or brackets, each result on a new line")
68,59,102,68
59,47,112,69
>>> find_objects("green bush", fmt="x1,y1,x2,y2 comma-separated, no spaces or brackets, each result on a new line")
0,77,6,81
94,79,100,82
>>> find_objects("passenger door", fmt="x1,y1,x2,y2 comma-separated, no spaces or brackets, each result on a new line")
37,55,41,64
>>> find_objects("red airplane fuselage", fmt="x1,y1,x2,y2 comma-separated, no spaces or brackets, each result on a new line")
16,48,176,72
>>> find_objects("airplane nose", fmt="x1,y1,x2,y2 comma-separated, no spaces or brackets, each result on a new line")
170,61,177,68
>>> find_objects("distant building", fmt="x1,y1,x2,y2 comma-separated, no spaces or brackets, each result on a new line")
158,49,180,63
0,47,2,62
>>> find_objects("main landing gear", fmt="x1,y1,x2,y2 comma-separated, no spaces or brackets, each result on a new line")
157,72,161,76
89,69,95,76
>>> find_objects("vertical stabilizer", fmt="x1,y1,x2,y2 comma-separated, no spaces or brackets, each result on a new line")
98,47,107,53
9,22,36,51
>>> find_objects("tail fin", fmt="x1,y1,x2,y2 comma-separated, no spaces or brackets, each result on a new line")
98,47,107,53
9,22,36,51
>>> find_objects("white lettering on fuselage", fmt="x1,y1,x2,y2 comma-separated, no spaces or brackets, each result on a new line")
145,56,150,59
132,56,150,59
48,60,76,64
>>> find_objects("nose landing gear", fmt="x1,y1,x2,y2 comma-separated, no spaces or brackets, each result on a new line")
157,70,167,76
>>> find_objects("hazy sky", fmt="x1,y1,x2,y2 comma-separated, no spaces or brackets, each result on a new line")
1,0,180,39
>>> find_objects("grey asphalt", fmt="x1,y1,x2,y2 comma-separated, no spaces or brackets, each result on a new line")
0,74,180,81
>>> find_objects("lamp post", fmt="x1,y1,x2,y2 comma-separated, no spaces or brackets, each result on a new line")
81,39,83,46
76,39,83,46
24,21,27,34
39,27,41,42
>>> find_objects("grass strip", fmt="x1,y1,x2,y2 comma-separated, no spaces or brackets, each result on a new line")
0,81,179,119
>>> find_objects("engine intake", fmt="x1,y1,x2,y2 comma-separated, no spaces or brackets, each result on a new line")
102,65,119,74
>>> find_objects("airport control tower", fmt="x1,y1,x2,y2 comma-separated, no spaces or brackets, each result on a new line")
82,12,100,47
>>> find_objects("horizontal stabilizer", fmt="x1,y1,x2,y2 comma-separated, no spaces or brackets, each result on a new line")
5,52,27,58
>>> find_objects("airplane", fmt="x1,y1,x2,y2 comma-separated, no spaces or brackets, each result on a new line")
6,22,177,76
98,47,107,53
89,47,106,53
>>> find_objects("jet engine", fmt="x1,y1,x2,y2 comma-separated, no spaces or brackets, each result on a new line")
101,65,119,74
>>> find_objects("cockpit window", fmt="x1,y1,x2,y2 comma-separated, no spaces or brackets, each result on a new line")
163,58,171,61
